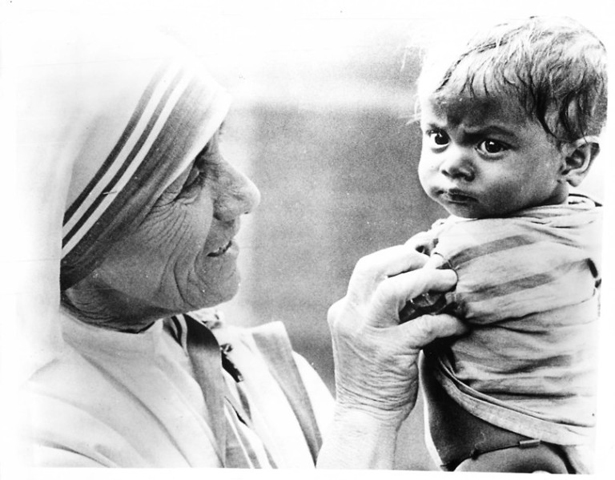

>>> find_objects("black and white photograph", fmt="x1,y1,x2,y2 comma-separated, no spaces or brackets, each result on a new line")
1,0,613,477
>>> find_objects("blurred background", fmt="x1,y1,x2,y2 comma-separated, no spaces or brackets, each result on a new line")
212,15,441,469
4,0,612,472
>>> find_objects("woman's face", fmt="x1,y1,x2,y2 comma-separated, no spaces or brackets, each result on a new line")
73,129,261,324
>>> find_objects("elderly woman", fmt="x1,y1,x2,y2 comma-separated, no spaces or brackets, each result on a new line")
15,19,463,468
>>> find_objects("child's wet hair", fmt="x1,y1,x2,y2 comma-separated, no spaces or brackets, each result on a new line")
417,17,608,144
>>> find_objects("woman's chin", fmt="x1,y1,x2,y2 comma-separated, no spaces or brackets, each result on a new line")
192,271,241,310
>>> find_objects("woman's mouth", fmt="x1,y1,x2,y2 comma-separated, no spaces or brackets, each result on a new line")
208,240,233,257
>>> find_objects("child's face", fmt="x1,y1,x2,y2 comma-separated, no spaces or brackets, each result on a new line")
418,96,569,219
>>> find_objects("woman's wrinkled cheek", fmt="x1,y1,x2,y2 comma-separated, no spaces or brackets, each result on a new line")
95,189,220,311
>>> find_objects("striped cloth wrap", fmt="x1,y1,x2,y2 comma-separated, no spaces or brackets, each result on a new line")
416,193,602,448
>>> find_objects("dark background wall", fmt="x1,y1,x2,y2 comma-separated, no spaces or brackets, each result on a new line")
215,24,445,468
225,105,444,469
189,13,452,467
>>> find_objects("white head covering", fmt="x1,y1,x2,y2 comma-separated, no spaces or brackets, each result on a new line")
13,13,230,376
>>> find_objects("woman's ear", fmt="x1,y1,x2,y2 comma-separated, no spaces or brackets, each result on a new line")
560,137,600,187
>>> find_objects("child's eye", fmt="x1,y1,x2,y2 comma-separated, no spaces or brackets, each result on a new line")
478,139,508,155
426,129,450,147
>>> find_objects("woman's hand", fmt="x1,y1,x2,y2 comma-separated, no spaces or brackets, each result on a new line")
329,244,462,423
318,245,465,469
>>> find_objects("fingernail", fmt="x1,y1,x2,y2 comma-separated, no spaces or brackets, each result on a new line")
426,254,444,269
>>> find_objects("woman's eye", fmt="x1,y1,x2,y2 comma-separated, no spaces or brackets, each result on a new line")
478,139,507,155
427,130,449,146
176,132,223,200
183,164,203,191
185,165,200,186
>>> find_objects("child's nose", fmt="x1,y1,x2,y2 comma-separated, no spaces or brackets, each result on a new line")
440,145,475,182
213,162,261,221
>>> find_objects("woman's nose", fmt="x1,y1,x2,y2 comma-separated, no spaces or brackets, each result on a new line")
213,162,261,221
439,146,475,182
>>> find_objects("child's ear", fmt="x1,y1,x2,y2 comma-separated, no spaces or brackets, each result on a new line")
560,137,600,187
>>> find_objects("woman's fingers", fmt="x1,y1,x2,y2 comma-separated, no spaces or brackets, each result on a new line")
385,264,457,302
336,245,458,329
327,244,464,429
347,245,429,300
400,313,468,347
367,265,458,327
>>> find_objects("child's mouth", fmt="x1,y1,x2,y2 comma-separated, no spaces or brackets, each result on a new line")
440,189,476,204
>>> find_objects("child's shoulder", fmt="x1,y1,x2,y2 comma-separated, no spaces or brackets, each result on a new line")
435,193,600,235
430,194,601,266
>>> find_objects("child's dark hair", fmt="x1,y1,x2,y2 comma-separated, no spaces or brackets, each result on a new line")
417,16,608,144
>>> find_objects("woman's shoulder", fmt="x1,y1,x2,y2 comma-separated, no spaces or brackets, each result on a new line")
24,349,144,466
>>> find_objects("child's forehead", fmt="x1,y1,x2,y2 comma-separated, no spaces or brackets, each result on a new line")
421,93,529,127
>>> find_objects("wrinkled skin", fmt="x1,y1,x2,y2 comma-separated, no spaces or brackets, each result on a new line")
318,245,466,469
66,126,468,470
327,245,463,424
64,131,261,330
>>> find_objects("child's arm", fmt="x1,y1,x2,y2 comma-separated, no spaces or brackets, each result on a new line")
431,218,597,324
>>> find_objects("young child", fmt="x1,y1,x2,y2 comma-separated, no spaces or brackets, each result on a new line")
404,16,607,473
